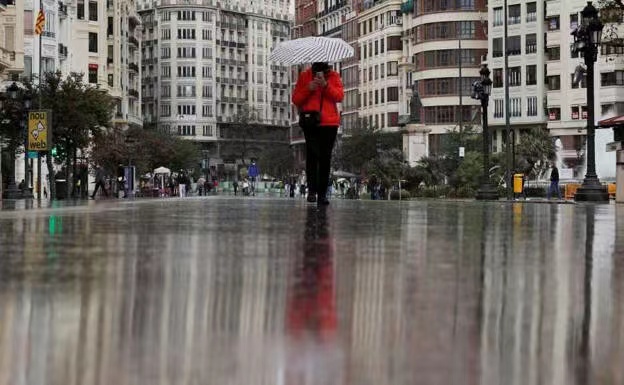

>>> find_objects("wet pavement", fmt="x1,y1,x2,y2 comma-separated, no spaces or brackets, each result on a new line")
0,197,623,385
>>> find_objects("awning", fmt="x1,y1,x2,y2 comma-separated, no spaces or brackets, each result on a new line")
598,115,624,128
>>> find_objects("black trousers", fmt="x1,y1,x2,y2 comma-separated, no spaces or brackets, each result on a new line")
303,126,337,198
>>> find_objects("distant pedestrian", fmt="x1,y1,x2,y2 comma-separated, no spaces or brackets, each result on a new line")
547,165,562,200
91,166,108,199
233,180,239,196
248,161,259,196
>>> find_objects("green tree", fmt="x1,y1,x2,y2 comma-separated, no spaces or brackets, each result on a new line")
364,148,408,189
256,144,294,179
515,127,556,179
0,86,32,190
37,72,114,199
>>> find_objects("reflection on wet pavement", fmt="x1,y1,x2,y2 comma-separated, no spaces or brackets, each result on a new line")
0,198,623,384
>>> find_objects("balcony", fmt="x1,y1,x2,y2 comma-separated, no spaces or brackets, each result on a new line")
128,62,139,72
128,89,139,98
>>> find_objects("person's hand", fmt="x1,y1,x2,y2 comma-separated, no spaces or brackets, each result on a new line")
308,80,319,91
316,76,327,88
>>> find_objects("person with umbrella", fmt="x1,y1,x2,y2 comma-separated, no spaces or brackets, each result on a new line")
292,62,344,205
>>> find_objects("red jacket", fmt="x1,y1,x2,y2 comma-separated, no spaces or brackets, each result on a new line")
292,68,344,127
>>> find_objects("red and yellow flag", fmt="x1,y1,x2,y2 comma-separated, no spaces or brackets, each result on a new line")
35,8,45,35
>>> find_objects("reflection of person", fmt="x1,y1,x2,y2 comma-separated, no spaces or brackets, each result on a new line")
287,207,337,340
293,62,344,205
548,165,562,200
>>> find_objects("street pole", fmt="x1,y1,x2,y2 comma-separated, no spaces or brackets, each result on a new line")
474,65,499,200
37,0,43,200
503,0,512,200
458,25,463,136
574,2,608,202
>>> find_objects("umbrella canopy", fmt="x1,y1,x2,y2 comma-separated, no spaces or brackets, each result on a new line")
333,170,357,178
154,166,171,174
270,37,354,65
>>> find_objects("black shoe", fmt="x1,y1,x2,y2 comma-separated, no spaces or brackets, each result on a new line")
307,194,317,203
318,196,329,205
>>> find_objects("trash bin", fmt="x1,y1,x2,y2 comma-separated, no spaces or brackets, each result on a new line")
55,179,67,200
513,173,524,195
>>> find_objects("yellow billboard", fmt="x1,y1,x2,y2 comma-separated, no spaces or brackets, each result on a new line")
27,110,51,151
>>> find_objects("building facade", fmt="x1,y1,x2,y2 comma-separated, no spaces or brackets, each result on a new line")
139,0,292,177
358,0,403,133
401,0,488,164
0,0,25,81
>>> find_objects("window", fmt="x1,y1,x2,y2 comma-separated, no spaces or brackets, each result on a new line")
88,32,98,52
374,40,378,55
380,38,385,53
161,65,171,78
202,66,212,78
509,67,521,86
547,75,561,90
494,99,504,118
178,10,196,20
601,71,624,86
458,21,475,39
203,84,213,97
177,125,196,136
387,87,399,101
571,73,587,88
77,0,84,20
203,47,213,58
526,65,537,85
508,4,521,25
202,104,213,117
387,36,402,51
526,2,537,22
177,66,196,77
546,46,560,60
526,34,537,54
177,28,196,39
162,29,171,40
162,11,171,21
160,104,171,117
388,112,399,127
88,66,97,83
177,46,196,58
161,85,171,97
510,97,522,117
88,1,98,21
493,38,503,57
202,29,212,40
177,85,196,97
570,13,579,30
508,36,521,55
202,11,212,22
161,47,170,58
493,68,503,88
527,96,538,116
548,108,561,121
384,61,397,77
547,16,560,31
493,7,503,27
177,104,196,115
203,125,214,136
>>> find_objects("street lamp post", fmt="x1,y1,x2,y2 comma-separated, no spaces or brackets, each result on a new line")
472,64,499,200
573,1,609,202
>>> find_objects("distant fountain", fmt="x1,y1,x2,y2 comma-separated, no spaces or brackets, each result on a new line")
574,116,617,181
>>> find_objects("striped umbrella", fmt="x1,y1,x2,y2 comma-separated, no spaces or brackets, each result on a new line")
270,36,354,65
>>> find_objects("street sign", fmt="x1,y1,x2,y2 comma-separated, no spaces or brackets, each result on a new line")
27,110,52,151
26,151,39,159
459,146,465,158
606,141,622,152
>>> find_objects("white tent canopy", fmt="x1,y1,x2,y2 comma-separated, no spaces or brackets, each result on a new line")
154,166,171,174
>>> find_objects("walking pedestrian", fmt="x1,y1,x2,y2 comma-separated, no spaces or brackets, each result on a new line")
233,180,239,196
292,62,344,205
547,164,562,200
91,165,108,199
248,161,259,196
